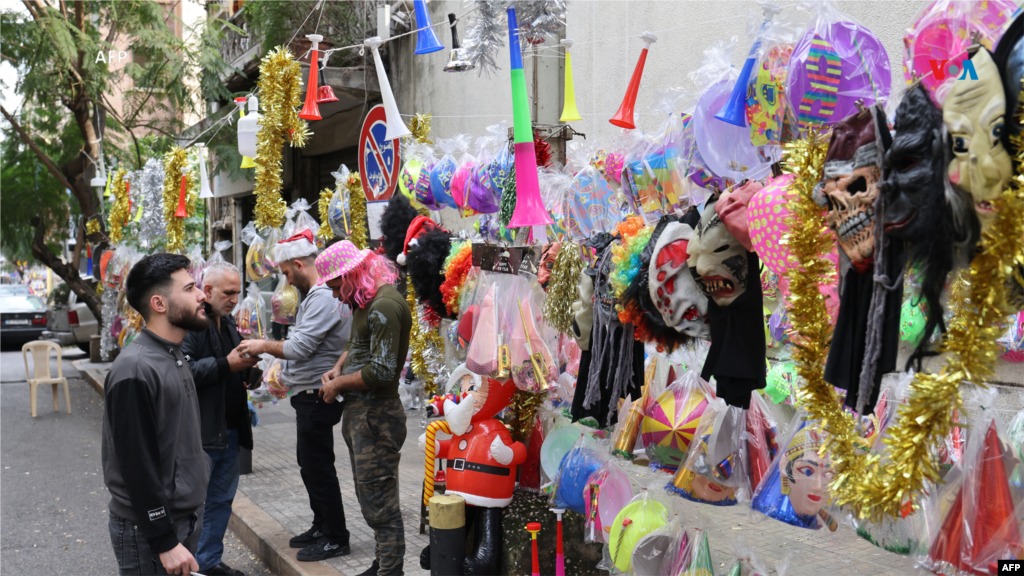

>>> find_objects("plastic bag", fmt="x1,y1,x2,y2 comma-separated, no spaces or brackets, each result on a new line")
270,275,298,325
508,295,558,392
466,123,506,214
262,356,289,400
998,311,1024,362
668,398,748,506
262,226,283,274
747,9,803,163
631,518,686,576
564,141,622,240
328,164,353,237
639,88,693,221
451,147,477,217
750,409,838,531
241,222,271,282
430,134,468,210
745,390,780,491
539,166,573,241
398,141,430,211
415,144,440,210
285,198,323,248
551,433,607,515
206,240,232,267
187,244,206,285
786,0,892,131
640,370,715,470
607,490,670,573
247,353,277,405
673,526,715,576
582,459,633,543
235,282,267,338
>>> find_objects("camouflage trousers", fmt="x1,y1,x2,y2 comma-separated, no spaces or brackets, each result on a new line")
341,396,407,576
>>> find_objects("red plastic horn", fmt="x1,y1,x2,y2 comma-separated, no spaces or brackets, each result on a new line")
610,32,658,129
174,175,188,218
299,34,323,121
316,64,338,104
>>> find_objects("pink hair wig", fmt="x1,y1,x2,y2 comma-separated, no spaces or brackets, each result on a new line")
339,252,399,308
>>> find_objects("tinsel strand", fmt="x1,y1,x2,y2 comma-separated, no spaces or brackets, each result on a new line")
254,46,309,230
107,168,130,244
317,188,334,241
508,389,547,443
409,113,433,145
99,287,119,361
498,161,517,227
347,172,369,250
543,241,585,334
138,158,167,249
162,147,195,253
407,283,437,397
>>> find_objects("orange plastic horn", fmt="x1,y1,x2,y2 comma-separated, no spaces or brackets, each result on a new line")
299,34,323,121
174,175,188,218
610,32,657,129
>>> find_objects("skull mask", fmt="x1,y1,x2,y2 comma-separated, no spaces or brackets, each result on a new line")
687,200,749,307
814,111,880,270
649,222,711,339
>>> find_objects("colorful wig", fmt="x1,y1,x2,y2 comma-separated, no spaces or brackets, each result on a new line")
338,252,400,309
441,241,473,316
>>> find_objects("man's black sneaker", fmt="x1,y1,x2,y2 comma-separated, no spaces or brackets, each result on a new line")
296,536,351,562
354,560,380,576
203,563,244,576
289,526,323,549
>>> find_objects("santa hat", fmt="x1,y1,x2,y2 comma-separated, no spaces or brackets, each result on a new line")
397,215,444,266
274,229,318,262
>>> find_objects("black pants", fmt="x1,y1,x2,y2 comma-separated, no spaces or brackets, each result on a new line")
291,390,349,543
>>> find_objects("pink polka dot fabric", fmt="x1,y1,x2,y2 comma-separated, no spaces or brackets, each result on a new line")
316,240,371,285
748,174,799,278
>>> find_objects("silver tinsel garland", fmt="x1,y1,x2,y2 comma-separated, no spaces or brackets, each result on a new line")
137,158,167,249
99,287,119,361
461,0,567,76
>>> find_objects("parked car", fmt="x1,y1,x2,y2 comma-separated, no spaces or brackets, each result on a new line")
0,293,48,345
43,289,99,352
0,284,33,296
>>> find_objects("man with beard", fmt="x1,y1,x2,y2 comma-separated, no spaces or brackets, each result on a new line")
236,231,353,562
181,262,259,576
316,241,409,576
103,253,212,575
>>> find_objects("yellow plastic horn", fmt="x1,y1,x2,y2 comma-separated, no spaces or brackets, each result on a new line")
560,39,581,122
235,96,256,168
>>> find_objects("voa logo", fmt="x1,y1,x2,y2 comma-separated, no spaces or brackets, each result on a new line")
928,58,979,81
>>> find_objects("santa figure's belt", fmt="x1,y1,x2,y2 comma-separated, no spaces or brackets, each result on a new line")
450,458,510,476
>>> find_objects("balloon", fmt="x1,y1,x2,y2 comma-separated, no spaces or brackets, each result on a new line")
553,446,603,514
900,298,927,346
641,386,710,468
766,361,799,404
694,78,771,182
540,425,584,480
582,464,632,541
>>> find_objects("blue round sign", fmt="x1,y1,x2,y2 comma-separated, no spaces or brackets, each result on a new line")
358,104,401,201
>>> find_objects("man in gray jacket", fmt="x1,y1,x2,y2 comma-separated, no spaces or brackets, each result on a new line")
103,253,212,575
237,231,352,562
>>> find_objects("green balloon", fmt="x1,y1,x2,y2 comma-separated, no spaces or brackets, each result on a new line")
900,299,926,346
766,360,798,404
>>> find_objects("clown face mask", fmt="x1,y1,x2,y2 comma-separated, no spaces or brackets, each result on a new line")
943,49,1012,233
687,202,749,307
814,112,881,269
649,222,710,338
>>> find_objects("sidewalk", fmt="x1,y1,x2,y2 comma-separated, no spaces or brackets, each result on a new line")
80,364,929,576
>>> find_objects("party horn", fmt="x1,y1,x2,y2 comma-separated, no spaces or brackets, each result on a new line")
235,97,255,168
412,0,444,55
560,39,581,122
526,522,542,576
506,6,554,229
174,175,188,218
198,144,213,199
299,34,323,120
551,508,566,576
714,2,781,126
364,37,411,140
610,32,657,129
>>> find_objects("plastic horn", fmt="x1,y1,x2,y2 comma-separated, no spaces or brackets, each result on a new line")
517,299,548,390
198,144,213,199
235,97,255,168
364,37,411,141
610,32,657,129
550,508,565,576
299,34,323,120
506,6,554,229
237,96,260,160
443,13,474,72
526,522,542,576
559,39,581,122
413,0,444,55
316,61,338,103
174,174,188,218
714,2,782,126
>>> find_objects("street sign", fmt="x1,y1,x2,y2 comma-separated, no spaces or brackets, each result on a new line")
358,104,401,201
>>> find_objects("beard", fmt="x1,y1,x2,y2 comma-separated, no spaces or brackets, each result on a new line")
169,299,210,332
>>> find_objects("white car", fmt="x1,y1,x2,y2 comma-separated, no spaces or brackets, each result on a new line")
44,288,100,352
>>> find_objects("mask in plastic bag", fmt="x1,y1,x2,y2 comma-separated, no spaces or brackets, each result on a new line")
271,276,298,325
262,226,283,273
430,135,468,210
241,222,271,282
668,399,745,506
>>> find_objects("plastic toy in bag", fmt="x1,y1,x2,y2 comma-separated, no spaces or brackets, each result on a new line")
235,282,266,339
607,491,670,573
508,298,558,392
631,519,687,576
746,9,802,163
998,311,1024,363
668,398,746,506
285,198,323,248
582,460,632,544
242,222,271,282
551,433,606,515
786,1,891,131
640,370,714,469
261,226,283,274
750,410,838,531
399,141,429,211
430,135,468,210
187,244,206,286
263,357,289,400
328,164,354,237
745,391,779,491
564,141,622,240
270,276,298,325
248,354,277,404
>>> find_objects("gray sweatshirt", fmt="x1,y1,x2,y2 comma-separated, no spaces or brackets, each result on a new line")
282,284,351,393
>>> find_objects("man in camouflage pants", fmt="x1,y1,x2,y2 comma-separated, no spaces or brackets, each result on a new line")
316,241,411,576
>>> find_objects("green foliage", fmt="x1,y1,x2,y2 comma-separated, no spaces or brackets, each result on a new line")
243,1,372,68
48,283,71,307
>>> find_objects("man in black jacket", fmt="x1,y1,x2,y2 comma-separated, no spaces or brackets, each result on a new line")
182,262,258,576
103,253,211,575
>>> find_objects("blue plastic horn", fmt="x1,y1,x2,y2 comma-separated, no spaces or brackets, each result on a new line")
413,0,444,55
714,2,782,127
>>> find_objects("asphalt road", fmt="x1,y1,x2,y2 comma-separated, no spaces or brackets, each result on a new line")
0,347,271,575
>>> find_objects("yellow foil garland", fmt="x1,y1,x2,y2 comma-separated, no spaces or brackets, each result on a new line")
107,168,130,244
162,147,195,253
542,241,586,334
254,46,310,230
317,188,334,241
407,283,432,396
409,113,433,145
347,172,369,250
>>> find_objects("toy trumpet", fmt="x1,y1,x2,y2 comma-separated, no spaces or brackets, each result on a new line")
299,34,323,121
560,39,581,122
364,37,411,141
517,299,548,390
610,32,657,129
412,0,444,55
714,2,782,127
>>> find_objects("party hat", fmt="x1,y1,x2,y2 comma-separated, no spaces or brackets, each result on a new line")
679,529,714,576
466,284,498,375
746,392,779,489
962,420,1023,572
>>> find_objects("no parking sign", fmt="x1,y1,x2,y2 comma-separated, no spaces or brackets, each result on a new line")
358,104,401,202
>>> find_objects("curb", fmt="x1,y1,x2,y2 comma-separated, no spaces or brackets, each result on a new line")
72,359,106,396
229,491,344,576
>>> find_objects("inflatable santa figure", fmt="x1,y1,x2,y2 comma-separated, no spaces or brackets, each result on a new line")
422,364,526,574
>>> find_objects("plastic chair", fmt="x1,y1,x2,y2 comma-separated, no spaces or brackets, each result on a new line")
21,341,71,418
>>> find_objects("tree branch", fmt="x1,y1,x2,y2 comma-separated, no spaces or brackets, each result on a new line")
1,104,76,192
29,216,102,322
21,0,40,20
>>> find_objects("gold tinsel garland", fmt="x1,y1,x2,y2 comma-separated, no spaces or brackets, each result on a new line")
162,147,195,253
543,241,586,334
409,113,433,145
85,218,101,236
783,114,1024,522
407,282,434,397
317,188,334,241
254,46,310,230
508,389,547,443
347,171,369,250
107,168,130,244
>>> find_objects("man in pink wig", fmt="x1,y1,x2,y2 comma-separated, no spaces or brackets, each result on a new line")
317,240,411,576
